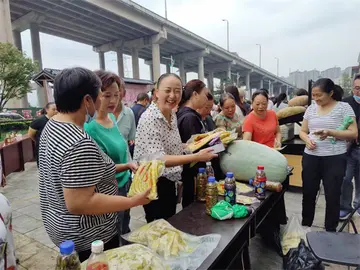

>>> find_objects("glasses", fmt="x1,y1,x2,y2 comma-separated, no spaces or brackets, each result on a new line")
354,86,360,91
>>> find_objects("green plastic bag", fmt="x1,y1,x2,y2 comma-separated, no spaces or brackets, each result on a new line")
330,115,354,144
211,201,234,220
232,204,248,218
210,200,249,220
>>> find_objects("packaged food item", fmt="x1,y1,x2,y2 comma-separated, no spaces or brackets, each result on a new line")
205,176,218,215
236,195,260,205
125,219,192,259
128,159,165,200
217,180,253,196
86,240,109,270
55,240,81,270
196,168,207,202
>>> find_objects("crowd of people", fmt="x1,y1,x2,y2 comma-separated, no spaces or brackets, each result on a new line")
4,67,355,263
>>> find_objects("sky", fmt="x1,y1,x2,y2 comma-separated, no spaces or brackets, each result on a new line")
18,0,360,106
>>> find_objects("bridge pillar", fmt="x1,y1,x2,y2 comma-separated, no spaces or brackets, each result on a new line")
98,51,105,70
207,71,214,93
149,63,154,81
116,47,124,78
260,78,264,89
286,85,289,96
152,43,161,81
227,65,231,80
246,71,251,93
179,59,185,83
198,56,204,81
131,47,140,79
13,30,22,51
0,0,13,43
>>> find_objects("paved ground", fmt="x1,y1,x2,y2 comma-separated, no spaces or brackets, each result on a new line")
0,162,359,269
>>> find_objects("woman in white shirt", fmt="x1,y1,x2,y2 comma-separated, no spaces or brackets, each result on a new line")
134,73,217,223
273,93,288,112
299,78,358,232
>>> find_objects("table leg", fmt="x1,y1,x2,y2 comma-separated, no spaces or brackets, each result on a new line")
242,245,251,270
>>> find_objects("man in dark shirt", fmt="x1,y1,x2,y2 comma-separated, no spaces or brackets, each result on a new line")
340,74,360,219
28,102,57,167
131,93,150,127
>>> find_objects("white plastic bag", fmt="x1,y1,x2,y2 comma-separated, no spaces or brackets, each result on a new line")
280,214,311,255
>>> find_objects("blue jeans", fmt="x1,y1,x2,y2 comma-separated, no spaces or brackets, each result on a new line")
117,179,131,246
340,147,360,211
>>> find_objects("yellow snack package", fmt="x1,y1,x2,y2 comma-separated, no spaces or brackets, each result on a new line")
128,159,165,200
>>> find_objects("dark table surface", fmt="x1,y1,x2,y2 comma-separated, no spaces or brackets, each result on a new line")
168,186,285,269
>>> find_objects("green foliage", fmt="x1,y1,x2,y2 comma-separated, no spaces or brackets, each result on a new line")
340,73,353,97
215,77,233,94
0,119,32,133
0,42,38,110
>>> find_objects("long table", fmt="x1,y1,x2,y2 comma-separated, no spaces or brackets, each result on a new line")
0,135,35,176
168,177,289,270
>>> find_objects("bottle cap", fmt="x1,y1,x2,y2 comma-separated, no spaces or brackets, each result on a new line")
199,168,205,173
206,162,212,166
208,176,216,183
226,172,234,178
91,240,104,253
60,240,75,255
257,166,264,170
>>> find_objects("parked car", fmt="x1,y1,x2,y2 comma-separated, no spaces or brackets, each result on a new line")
0,112,25,121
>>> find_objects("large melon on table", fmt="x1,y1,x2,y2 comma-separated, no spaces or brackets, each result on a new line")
220,140,288,183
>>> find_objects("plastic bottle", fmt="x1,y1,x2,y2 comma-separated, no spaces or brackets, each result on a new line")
55,240,81,270
86,240,109,270
205,176,218,215
196,168,207,201
249,178,282,193
254,166,267,200
205,162,215,177
224,172,236,205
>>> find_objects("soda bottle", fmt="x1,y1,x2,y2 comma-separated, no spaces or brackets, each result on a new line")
55,240,81,270
205,176,218,215
254,166,267,200
224,172,236,205
196,168,207,201
86,240,109,270
205,162,215,177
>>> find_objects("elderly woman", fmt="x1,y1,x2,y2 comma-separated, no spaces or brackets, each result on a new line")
38,67,150,262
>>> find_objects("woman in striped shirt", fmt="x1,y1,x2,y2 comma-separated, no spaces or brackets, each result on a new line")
299,78,358,232
38,67,150,262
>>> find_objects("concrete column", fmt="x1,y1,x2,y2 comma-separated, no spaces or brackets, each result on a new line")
286,85,289,96
208,71,214,92
246,72,251,92
116,47,124,78
0,0,13,43
260,79,264,89
13,30,22,51
198,56,204,81
131,47,140,79
179,59,185,83
149,64,154,81
270,83,274,96
166,64,171,74
152,43,161,81
227,65,231,80
98,51,105,70
30,23,43,70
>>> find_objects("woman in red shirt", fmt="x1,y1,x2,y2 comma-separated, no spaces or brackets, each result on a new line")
242,90,281,148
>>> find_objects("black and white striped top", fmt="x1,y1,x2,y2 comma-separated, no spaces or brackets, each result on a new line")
304,102,355,156
38,120,118,252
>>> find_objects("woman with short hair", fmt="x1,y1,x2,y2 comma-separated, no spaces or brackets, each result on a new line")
38,67,150,261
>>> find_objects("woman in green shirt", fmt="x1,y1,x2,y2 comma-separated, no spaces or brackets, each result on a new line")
85,70,137,246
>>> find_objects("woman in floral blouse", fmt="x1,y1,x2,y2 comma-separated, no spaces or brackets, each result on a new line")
214,93,242,138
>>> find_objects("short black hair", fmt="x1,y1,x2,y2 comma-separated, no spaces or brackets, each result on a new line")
295,88,308,96
252,90,269,102
137,93,150,102
312,78,343,101
354,74,360,81
54,67,101,113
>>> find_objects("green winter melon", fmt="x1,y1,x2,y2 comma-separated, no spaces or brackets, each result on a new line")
220,140,288,182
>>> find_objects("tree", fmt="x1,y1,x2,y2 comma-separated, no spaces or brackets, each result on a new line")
0,43,37,110
339,73,352,97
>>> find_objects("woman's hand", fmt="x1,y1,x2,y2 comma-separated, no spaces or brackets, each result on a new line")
127,162,139,173
274,139,282,149
131,187,151,206
313,130,332,141
305,138,316,150
196,148,218,162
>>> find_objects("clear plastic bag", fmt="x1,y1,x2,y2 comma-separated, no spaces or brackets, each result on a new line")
128,152,165,200
122,219,221,270
280,214,311,255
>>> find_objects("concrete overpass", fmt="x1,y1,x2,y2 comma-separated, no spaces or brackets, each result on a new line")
1,0,296,106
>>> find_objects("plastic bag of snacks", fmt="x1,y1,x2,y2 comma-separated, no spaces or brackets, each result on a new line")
128,153,165,200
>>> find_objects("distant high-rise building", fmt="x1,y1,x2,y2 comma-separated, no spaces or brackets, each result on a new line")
286,69,320,89
320,67,341,81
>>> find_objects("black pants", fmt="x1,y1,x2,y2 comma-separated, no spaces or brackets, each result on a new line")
143,177,177,223
78,235,119,262
302,153,347,231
